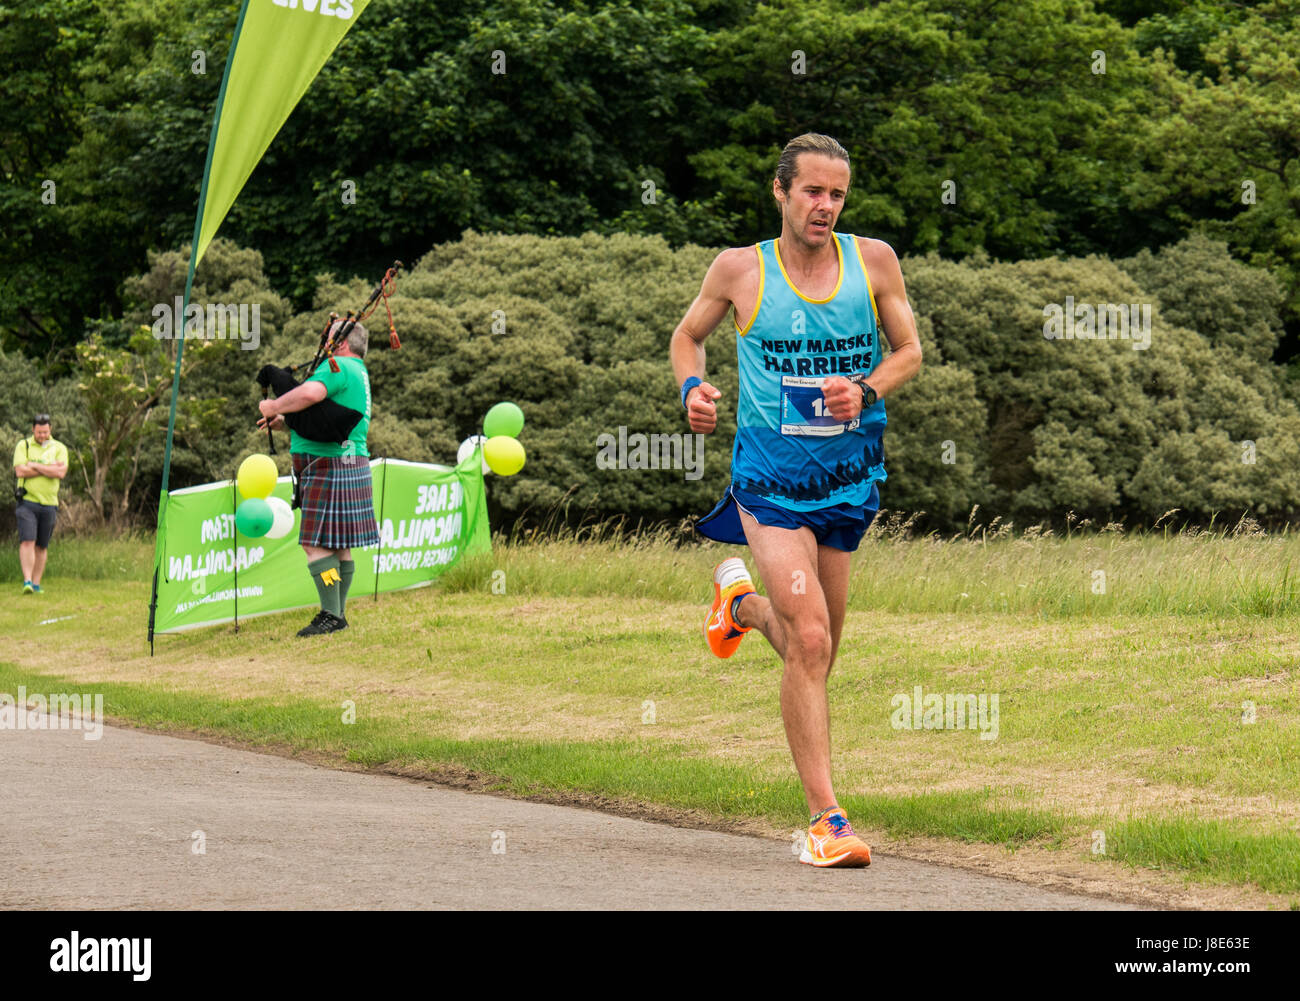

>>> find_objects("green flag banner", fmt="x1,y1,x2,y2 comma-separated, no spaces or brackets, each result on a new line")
194,0,372,267
152,457,490,634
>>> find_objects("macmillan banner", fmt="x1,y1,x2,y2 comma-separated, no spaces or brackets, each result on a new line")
152,457,489,634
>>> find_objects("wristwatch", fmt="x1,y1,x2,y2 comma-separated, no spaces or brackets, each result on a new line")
847,373,878,408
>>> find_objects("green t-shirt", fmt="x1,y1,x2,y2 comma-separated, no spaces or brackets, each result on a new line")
289,355,372,458
12,436,68,506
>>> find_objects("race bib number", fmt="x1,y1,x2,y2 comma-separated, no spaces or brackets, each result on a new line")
779,376,859,436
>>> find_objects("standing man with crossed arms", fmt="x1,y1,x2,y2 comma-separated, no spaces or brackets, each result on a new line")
13,414,68,595
670,133,922,867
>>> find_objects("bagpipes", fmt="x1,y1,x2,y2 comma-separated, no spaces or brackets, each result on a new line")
256,261,402,455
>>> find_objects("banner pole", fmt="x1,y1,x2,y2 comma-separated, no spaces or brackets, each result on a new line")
373,456,388,602
147,232,199,656
232,476,240,633
147,0,252,655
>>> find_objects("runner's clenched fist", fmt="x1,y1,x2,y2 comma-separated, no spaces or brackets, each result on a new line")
687,381,722,433
820,375,863,423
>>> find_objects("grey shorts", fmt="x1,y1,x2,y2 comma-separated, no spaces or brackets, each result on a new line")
16,500,57,548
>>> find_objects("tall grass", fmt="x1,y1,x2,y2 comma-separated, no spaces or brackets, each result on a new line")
6,509,1298,619
0,532,154,582
438,510,1300,619
842,513,1300,617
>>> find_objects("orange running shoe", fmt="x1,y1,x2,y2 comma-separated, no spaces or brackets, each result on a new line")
800,807,872,868
704,557,756,659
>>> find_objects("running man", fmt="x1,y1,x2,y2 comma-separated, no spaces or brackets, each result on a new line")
670,133,922,867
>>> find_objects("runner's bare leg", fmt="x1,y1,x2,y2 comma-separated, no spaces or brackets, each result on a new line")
817,544,851,676
734,508,837,815
738,542,851,670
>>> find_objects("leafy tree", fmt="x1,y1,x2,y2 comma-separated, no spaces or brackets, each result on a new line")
907,234,1300,523
15,0,1300,377
1128,1,1300,335
74,323,207,524
222,0,716,303
880,361,989,522
356,231,729,523
1130,0,1251,76
692,0,1157,261
0,0,234,362
271,231,1300,530
1119,230,1285,363
0,0,105,357
119,239,292,503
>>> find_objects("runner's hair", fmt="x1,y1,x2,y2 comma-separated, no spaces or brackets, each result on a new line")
775,133,851,195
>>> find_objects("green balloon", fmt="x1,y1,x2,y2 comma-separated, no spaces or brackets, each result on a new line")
483,401,525,439
236,497,274,538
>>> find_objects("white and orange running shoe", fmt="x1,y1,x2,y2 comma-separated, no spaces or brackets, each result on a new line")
704,557,756,659
800,807,872,867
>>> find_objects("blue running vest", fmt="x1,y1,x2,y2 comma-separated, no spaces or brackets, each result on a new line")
730,231,886,510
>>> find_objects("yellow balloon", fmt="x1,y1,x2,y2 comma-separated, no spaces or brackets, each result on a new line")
237,453,278,499
483,436,526,476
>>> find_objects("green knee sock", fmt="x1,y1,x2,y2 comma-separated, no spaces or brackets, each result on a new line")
308,556,342,617
338,559,355,618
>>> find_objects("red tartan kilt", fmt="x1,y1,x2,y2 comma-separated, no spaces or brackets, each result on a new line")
292,452,380,550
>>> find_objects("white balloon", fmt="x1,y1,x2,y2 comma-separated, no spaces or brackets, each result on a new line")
265,496,296,539
457,435,490,475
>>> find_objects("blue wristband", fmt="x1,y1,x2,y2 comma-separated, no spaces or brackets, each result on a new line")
680,376,702,409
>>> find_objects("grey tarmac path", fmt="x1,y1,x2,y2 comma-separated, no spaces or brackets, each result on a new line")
0,711,1143,910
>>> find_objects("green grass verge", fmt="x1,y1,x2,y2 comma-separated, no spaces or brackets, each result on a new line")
10,661,1298,896
0,663,1076,851
850,788,1071,846
5,530,1300,902
1107,817,1300,897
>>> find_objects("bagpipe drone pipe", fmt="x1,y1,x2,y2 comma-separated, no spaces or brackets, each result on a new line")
256,261,402,454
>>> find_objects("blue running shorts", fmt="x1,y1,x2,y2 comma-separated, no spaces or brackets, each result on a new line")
697,483,880,553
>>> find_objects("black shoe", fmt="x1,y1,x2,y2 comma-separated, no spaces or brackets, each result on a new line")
297,611,347,637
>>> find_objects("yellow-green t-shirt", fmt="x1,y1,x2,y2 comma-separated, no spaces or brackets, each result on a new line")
13,436,68,507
